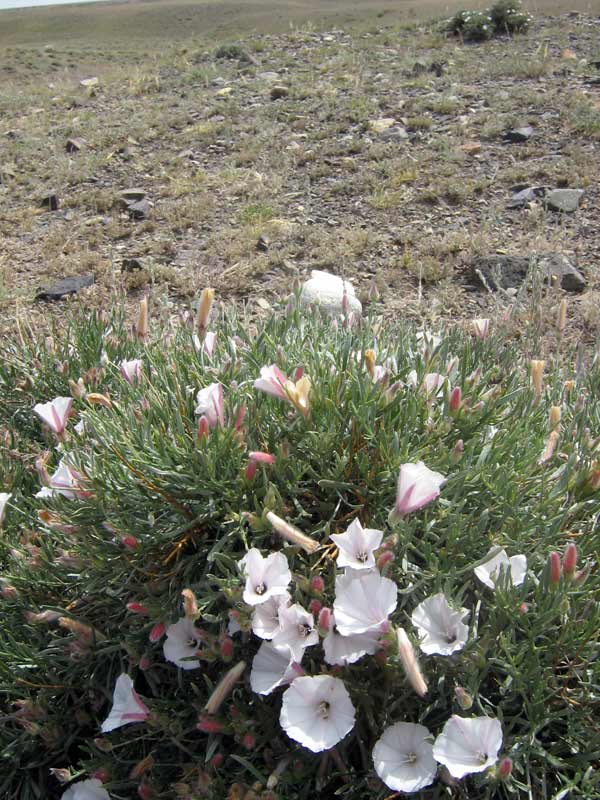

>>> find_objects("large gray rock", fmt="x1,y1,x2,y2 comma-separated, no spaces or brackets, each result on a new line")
300,270,362,317
544,189,584,213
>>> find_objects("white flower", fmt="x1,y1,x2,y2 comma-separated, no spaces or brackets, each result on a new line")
250,642,299,695
119,359,143,384
333,569,397,635
36,459,83,500
323,613,380,666
61,779,111,800
33,396,72,436
407,371,447,397
101,673,150,732
373,722,437,793
330,518,383,571
411,593,469,656
194,382,224,429
432,715,503,778
395,461,446,515
0,492,11,526
280,675,356,752
474,547,527,590
238,549,292,606
251,592,291,639
272,603,319,661
163,617,203,670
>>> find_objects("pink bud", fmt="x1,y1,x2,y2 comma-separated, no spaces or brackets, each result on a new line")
549,551,561,586
318,607,332,632
242,733,256,750
197,416,209,440
498,757,513,780
197,716,224,734
308,598,322,616
377,550,395,571
249,451,276,465
139,655,151,671
149,622,166,643
220,638,234,661
562,543,577,580
209,753,224,769
121,535,140,550
137,784,153,799
574,567,590,586
1,584,18,600
234,404,246,432
451,439,464,463
519,603,529,615
244,461,257,481
449,386,462,413
126,602,149,615
91,768,110,782
310,576,325,595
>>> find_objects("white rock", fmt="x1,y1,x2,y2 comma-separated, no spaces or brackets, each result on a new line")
299,270,362,318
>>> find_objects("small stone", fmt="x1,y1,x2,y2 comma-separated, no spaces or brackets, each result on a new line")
460,141,482,155
66,137,85,153
257,71,279,82
270,85,289,100
256,297,272,310
35,274,94,301
412,60,427,76
562,48,577,59
216,87,233,97
119,188,146,209
544,189,584,213
429,61,444,77
121,257,144,272
503,126,534,143
80,77,98,88
507,186,546,209
540,254,585,291
368,118,396,134
256,235,269,252
472,253,585,292
127,199,150,220
40,192,59,211
300,270,362,318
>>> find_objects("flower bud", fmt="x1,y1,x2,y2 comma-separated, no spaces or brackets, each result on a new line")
549,405,561,429
197,715,224,734
454,686,473,709
266,511,319,554
136,297,149,341
396,627,427,698
220,638,234,661
308,598,322,616
530,359,545,401
49,768,72,784
121,535,140,550
364,349,376,378
69,377,86,399
472,318,490,339
317,607,332,633
376,550,394,571
149,622,165,643
562,543,577,580
449,386,462,414
197,415,210,440
86,392,113,409
498,757,513,780
126,602,149,615
210,753,224,770
181,589,199,620
139,655,152,670
451,439,464,463
574,566,590,586
130,755,155,780
242,733,256,750
137,783,153,799
549,551,561,586
519,602,529,615
204,660,246,715
563,379,575,395
539,430,559,464
310,576,325,595
197,288,215,333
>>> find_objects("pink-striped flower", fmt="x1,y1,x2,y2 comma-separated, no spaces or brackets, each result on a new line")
194,383,224,429
33,397,72,437
254,365,311,417
101,674,150,732
245,451,276,480
119,359,143,384
472,318,490,339
395,461,446,516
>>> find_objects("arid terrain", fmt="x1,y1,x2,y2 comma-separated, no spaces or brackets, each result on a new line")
1,0,599,353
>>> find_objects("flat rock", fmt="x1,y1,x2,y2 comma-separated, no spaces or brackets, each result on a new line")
35,274,94,301
119,187,146,204
270,85,289,100
544,188,584,213
507,186,546,209
257,71,280,82
40,191,59,211
80,77,99,88
300,270,362,317
503,126,534,143
127,199,150,220
66,137,86,153
369,117,396,133
471,254,585,292
121,257,144,272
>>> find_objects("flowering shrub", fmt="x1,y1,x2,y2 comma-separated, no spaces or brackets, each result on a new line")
448,3,532,40
0,298,599,799
490,0,534,33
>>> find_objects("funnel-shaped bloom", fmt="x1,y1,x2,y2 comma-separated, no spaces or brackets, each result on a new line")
280,675,355,752
333,569,397,636
395,462,446,516
33,396,72,436
330,518,383,571
119,359,143,384
36,458,87,500
163,617,203,670
411,593,469,656
61,779,111,800
250,642,299,695
252,592,291,640
101,673,150,732
323,613,380,666
474,548,527,590
373,721,437,792
272,603,318,661
194,383,224,429
254,365,311,417
239,549,292,606
432,715,502,778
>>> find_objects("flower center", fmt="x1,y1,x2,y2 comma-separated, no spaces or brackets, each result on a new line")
254,582,267,596
356,551,368,563
445,631,457,644
406,752,417,764
298,623,312,638
477,751,488,764
318,701,330,719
